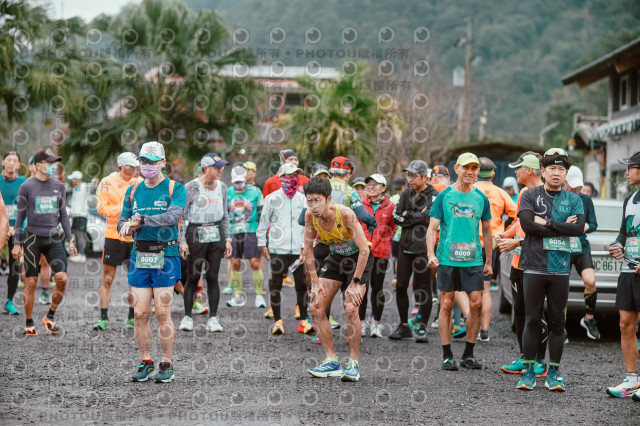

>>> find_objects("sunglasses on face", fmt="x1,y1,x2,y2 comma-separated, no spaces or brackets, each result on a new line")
628,165,640,171
139,158,159,165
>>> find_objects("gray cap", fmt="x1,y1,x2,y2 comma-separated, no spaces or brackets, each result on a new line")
402,160,428,175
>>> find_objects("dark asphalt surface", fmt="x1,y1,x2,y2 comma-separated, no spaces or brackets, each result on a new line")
1,258,640,425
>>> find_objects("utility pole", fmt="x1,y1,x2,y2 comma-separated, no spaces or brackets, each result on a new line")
459,17,472,143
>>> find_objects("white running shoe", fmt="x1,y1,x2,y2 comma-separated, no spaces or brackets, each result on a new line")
430,319,439,329
255,294,266,308
179,316,193,331
370,323,382,338
226,295,246,307
361,322,368,337
606,377,640,398
206,316,223,332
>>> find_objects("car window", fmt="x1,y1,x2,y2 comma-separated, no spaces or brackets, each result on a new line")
594,204,621,231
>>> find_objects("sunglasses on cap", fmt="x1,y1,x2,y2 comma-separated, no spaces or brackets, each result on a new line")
544,148,568,157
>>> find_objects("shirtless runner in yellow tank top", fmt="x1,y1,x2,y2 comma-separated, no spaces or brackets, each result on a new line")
303,177,373,382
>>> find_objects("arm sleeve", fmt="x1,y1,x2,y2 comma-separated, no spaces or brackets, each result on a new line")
117,186,133,234
298,207,307,226
614,197,629,246
178,183,194,244
219,183,231,241
256,194,270,247
584,196,597,233
548,215,586,236
519,210,558,237
13,184,27,244
58,186,73,242
392,191,408,226
144,183,186,228
350,191,376,226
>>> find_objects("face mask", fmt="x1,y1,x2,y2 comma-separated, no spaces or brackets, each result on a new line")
233,182,246,191
280,176,299,198
140,165,159,180
43,164,57,177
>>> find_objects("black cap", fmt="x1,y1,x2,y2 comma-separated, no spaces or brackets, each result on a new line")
393,177,406,190
33,147,62,163
618,151,640,166
3,151,20,160
402,160,428,175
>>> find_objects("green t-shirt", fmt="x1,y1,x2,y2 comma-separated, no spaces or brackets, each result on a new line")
227,184,264,234
429,186,491,267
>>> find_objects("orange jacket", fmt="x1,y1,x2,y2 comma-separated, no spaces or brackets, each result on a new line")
97,172,142,241
475,180,518,248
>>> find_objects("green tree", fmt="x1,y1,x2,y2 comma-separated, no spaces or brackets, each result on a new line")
59,0,257,171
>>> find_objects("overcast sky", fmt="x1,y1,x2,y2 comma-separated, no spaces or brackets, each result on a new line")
40,0,141,22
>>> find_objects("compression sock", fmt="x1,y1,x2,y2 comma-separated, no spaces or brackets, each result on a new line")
231,271,243,296
128,307,135,320
442,344,454,360
584,291,597,316
252,268,264,295
100,308,108,320
46,309,55,320
462,341,475,359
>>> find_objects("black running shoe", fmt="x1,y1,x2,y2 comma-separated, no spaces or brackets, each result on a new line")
155,362,175,383
442,358,458,371
580,316,600,340
460,357,482,369
131,361,155,382
389,324,413,340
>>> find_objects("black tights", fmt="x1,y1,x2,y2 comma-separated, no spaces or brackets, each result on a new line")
395,251,432,325
183,242,224,317
7,239,19,300
511,267,547,360
269,254,307,321
522,272,569,364
359,257,389,321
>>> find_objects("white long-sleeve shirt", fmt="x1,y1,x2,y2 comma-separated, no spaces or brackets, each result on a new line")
257,189,306,255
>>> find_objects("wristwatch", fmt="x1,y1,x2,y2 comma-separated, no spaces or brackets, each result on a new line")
352,276,362,284
140,215,146,226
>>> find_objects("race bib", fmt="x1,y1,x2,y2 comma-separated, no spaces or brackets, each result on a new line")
449,242,476,262
543,237,570,252
136,251,165,269
569,237,583,254
330,240,359,256
197,225,220,243
234,222,249,234
35,196,57,214
6,204,17,220
625,237,639,258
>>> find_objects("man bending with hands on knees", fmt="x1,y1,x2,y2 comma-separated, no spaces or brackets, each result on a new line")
304,177,374,382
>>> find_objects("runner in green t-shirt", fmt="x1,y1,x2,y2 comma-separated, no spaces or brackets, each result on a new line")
427,153,492,371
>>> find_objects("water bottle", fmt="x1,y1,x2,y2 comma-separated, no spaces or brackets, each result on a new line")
288,259,301,274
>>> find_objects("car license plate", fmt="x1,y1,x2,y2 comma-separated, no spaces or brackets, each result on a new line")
592,256,623,273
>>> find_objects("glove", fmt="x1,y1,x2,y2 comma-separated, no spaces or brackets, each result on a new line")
119,221,132,236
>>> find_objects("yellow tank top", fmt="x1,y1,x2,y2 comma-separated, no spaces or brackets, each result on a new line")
313,204,370,256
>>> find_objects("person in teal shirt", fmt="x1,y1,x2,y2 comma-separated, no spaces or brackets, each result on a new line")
1,151,27,314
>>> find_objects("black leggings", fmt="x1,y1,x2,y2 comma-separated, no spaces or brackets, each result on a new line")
184,226,225,317
522,272,569,364
511,267,548,359
396,251,431,325
269,254,307,321
7,238,19,300
359,257,389,321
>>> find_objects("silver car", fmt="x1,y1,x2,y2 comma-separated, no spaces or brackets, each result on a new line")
498,198,624,323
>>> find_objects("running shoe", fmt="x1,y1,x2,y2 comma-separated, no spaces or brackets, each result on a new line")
154,362,175,383
415,326,429,343
92,318,109,331
297,319,315,334
282,276,294,287
24,325,38,337
452,326,467,339
255,295,266,308
308,357,342,378
545,369,565,392
517,369,536,390
179,316,193,331
370,323,382,338
294,304,300,319
192,300,208,315
39,292,50,305
206,316,223,332
460,357,482,369
124,318,135,329
222,283,234,295
17,280,24,288
41,315,58,334
4,300,19,315
389,324,413,340
361,322,367,337
131,361,155,382
442,358,458,371
329,315,340,329
341,360,360,382
501,357,526,374
478,329,490,342
564,330,569,345
271,319,284,335
407,317,419,330
311,337,322,344
535,360,547,378
606,377,640,398
430,319,439,329
632,389,640,402
580,316,600,340
226,295,246,307
264,306,274,319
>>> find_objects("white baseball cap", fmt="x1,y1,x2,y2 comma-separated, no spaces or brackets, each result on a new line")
231,166,247,182
365,174,387,186
138,141,165,161
278,162,302,176
67,170,83,180
117,152,139,167
565,166,584,189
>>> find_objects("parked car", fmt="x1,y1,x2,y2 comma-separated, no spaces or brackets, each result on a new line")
498,198,624,325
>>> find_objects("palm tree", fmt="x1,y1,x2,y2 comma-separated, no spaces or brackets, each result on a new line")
59,0,257,170
281,63,387,168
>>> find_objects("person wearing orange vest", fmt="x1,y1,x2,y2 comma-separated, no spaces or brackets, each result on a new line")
495,152,548,377
93,152,142,331
475,157,517,342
